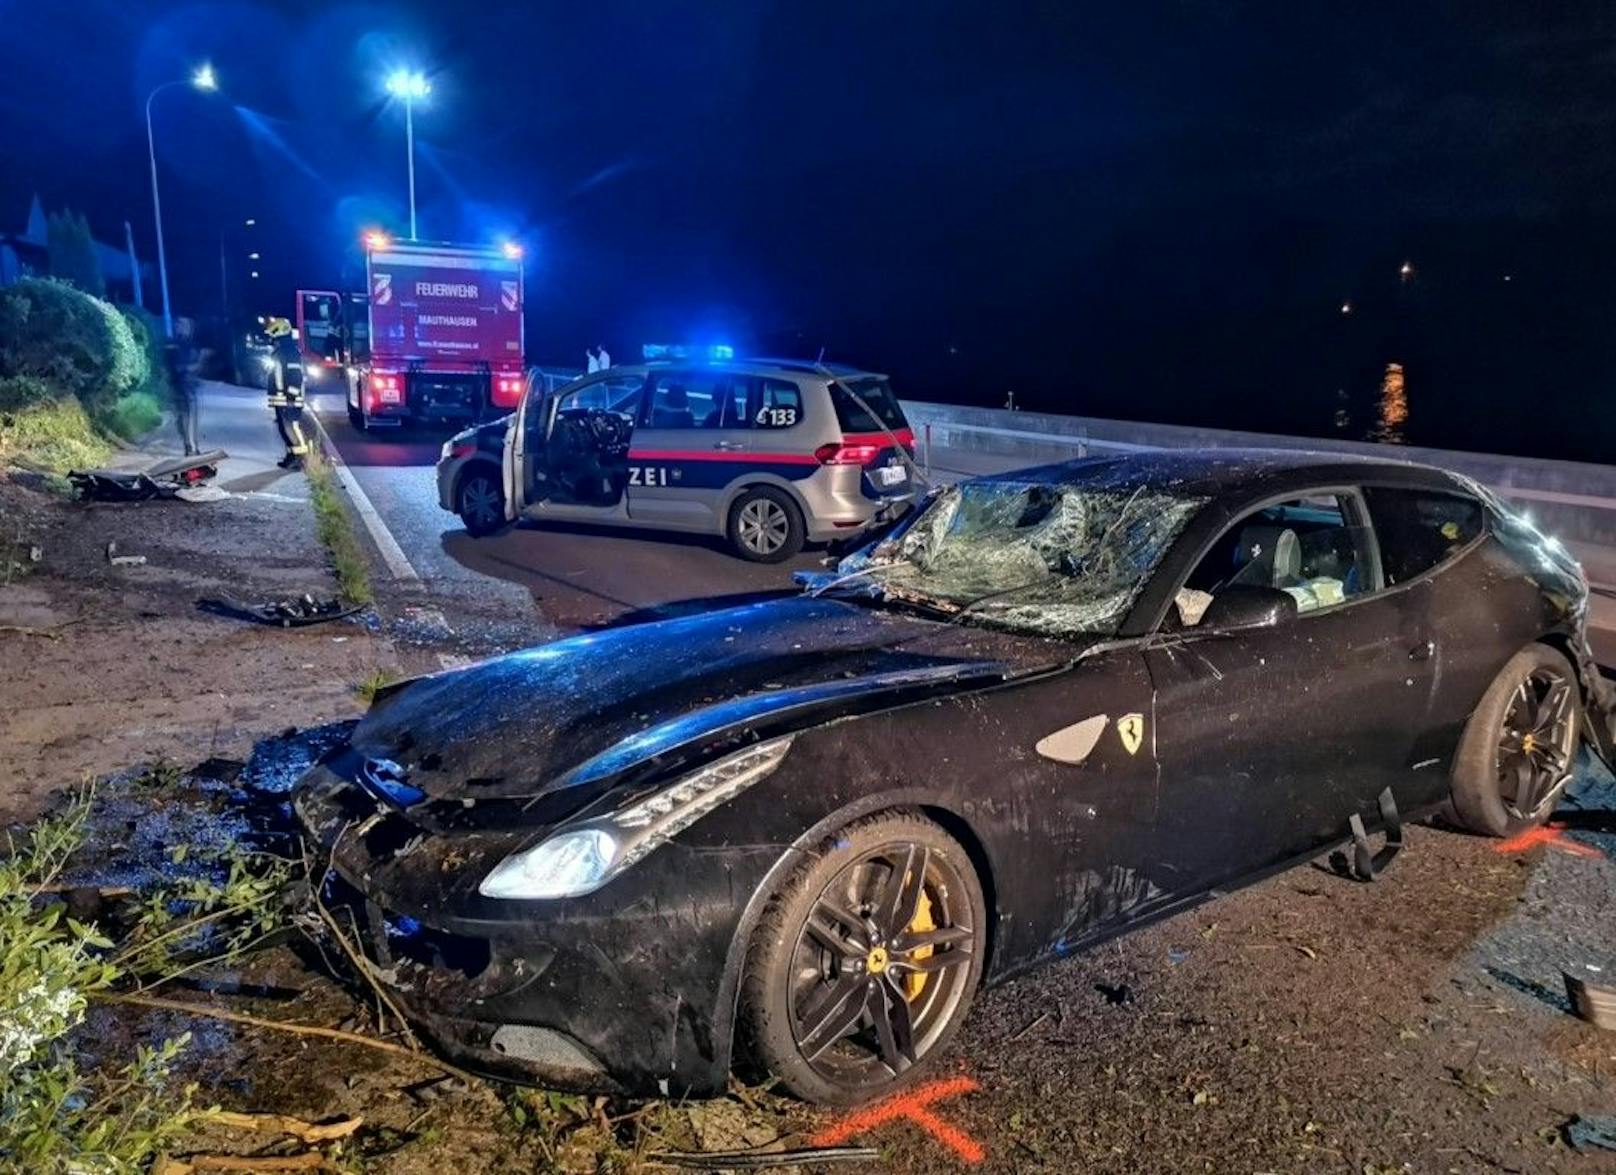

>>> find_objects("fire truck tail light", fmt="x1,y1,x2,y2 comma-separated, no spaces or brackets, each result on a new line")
372,372,403,405
493,374,524,406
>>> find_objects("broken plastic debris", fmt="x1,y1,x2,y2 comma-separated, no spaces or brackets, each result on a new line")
198,593,364,628
174,484,230,504
69,450,226,502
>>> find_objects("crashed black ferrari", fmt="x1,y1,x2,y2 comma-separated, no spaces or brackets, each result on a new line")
295,448,1615,1104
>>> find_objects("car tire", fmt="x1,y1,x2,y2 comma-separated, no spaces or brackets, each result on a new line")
727,487,805,563
456,466,506,538
739,810,987,1106
347,400,365,431
1449,644,1580,837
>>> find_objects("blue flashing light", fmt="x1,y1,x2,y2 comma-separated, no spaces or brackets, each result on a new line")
642,343,738,362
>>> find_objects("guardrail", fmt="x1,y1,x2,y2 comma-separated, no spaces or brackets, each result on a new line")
901,402,1616,560
914,419,1616,516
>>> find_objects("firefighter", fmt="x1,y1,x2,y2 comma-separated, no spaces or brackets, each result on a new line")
264,318,309,470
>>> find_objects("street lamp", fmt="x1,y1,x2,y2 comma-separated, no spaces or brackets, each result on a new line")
385,70,431,240
145,63,219,337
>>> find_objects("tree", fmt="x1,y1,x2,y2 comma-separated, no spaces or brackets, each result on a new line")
46,210,104,298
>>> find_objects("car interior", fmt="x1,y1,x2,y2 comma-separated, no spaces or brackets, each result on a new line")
1172,494,1370,627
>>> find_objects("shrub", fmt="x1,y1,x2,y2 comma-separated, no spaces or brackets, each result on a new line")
119,305,173,406
98,391,162,442
92,299,142,403
0,381,111,473
0,279,139,410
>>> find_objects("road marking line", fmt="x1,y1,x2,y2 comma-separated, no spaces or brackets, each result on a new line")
306,406,420,582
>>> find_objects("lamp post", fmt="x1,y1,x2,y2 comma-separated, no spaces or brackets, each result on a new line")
145,63,217,337
385,70,431,240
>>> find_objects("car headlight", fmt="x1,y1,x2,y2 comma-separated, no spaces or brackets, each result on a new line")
478,736,794,899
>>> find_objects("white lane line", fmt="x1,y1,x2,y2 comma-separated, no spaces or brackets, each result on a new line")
306,404,420,582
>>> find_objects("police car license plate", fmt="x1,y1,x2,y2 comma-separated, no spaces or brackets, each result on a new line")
875,465,907,487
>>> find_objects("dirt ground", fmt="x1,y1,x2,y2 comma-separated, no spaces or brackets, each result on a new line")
5,463,1616,1173
0,469,407,825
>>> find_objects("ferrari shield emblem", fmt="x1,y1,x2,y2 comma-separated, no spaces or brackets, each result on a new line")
1117,713,1145,756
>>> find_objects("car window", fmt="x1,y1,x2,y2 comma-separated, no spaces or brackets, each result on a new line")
558,374,645,418
830,376,908,433
645,370,728,430
1364,486,1484,584
749,378,804,429
1175,493,1372,626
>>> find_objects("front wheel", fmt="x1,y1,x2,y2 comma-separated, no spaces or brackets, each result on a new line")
739,811,987,1106
727,487,805,563
456,467,506,537
1449,645,1581,837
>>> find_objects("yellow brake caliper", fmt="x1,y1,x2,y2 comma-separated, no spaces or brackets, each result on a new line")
904,886,935,1001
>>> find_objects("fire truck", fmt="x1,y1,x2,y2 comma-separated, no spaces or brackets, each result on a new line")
303,236,526,432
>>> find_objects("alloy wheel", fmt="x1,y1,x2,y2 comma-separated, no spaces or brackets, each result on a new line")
1497,667,1576,820
460,476,502,531
738,498,790,555
789,842,976,1086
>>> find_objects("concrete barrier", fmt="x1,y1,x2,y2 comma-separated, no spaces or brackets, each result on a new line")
901,401,1616,550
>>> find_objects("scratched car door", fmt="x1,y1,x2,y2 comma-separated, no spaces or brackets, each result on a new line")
1141,491,1436,893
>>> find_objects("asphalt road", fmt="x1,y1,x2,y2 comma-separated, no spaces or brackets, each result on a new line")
305,388,826,633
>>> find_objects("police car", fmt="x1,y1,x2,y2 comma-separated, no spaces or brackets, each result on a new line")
435,359,918,561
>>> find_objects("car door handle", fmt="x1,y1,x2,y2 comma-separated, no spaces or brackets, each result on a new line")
712,440,744,451
1408,640,1435,662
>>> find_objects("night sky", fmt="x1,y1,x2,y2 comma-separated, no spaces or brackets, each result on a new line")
4,2,1616,461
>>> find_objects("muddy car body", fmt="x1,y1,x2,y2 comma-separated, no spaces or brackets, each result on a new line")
296,449,1615,1104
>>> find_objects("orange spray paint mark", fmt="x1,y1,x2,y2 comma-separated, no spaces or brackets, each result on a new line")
1492,822,1599,859
810,1074,985,1164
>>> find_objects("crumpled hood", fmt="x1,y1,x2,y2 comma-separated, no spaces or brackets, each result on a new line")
349,595,1069,806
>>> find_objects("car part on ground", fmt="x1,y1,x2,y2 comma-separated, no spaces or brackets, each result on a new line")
68,449,227,502
198,594,364,628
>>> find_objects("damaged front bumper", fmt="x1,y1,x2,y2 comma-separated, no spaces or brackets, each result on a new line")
294,760,768,1097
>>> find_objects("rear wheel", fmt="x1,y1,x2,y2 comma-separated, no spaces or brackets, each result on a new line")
727,487,805,562
456,467,506,537
739,811,986,1105
346,401,365,430
1450,645,1580,837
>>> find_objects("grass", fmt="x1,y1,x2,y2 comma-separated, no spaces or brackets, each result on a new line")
0,395,113,474
96,390,162,442
352,668,394,705
303,447,375,607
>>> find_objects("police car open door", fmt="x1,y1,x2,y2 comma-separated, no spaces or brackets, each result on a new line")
506,371,647,517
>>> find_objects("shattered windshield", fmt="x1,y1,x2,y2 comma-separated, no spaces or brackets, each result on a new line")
831,479,1207,637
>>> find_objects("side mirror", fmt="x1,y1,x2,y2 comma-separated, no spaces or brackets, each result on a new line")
1200,586,1298,631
